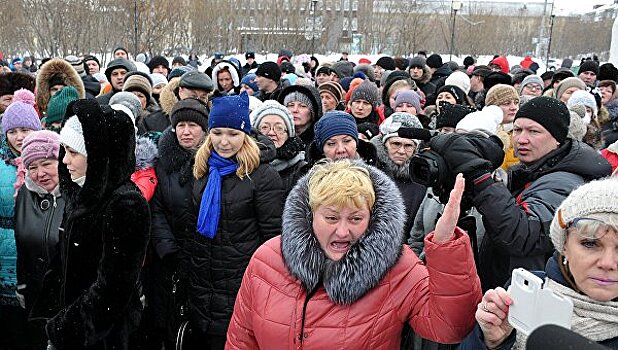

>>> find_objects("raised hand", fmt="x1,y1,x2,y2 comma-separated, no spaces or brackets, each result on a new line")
476,287,514,348
433,173,465,242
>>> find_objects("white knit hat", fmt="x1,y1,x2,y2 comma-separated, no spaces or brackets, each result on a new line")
59,115,87,156
250,100,296,137
455,105,503,134
445,71,471,94
567,90,598,117
550,177,618,254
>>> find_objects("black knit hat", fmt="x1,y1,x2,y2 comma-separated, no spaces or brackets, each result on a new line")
172,56,187,66
148,56,170,73
515,96,570,144
484,71,512,90
436,102,475,129
436,85,467,105
170,98,209,131
426,54,443,69
83,55,100,68
578,61,599,76
375,56,396,71
255,61,281,82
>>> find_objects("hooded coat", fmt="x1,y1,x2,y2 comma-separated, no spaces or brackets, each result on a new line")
35,58,86,114
278,85,323,146
226,161,482,349
371,136,426,236
211,60,242,95
188,138,284,336
30,100,150,350
472,140,612,290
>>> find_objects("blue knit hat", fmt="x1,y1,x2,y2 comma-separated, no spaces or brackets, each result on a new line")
208,91,251,134
241,73,259,92
313,111,358,150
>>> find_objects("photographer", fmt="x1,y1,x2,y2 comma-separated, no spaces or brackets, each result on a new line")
426,96,612,290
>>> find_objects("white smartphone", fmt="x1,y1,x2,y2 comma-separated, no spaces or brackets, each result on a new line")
507,268,573,336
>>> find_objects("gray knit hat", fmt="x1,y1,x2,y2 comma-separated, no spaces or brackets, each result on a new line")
283,91,315,120
380,112,423,144
251,100,295,138
519,75,544,95
350,80,380,108
550,177,618,254
554,77,586,101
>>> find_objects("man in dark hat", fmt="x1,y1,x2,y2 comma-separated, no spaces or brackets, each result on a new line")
242,51,258,77
255,61,282,101
578,60,599,87
177,71,214,104
97,58,137,105
148,56,170,77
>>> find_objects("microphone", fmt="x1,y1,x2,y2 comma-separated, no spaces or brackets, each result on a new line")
526,324,609,350
397,127,439,141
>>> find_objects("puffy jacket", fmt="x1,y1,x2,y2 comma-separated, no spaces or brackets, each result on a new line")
30,100,149,350
189,160,284,335
601,146,618,172
371,135,426,236
226,161,482,349
472,140,612,290
14,178,64,311
0,138,18,305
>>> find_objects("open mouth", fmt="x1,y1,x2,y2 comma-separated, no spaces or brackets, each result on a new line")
330,241,351,252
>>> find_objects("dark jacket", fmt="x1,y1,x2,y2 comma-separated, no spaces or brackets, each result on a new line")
256,84,283,102
371,136,426,236
81,75,101,99
269,136,307,193
31,100,150,350
413,66,437,98
458,253,618,349
188,148,284,335
14,179,64,312
472,140,612,290
95,90,116,105
241,61,258,77
602,98,618,147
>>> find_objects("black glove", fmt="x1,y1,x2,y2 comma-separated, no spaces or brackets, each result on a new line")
428,133,493,181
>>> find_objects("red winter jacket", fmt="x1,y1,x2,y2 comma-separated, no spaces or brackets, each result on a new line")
601,148,618,173
520,56,534,70
226,231,480,350
131,167,158,201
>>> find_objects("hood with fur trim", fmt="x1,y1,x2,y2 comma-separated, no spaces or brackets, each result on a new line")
59,99,136,216
370,135,412,181
281,160,406,304
159,78,180,116
211,60,241,91
36,58,86,113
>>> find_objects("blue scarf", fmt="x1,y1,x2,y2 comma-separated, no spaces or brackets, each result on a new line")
196,151,239,238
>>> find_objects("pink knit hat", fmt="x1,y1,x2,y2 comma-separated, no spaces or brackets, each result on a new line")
2,89,41,134
21,130,60,168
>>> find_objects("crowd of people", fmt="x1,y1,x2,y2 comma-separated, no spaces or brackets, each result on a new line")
0,46,617,350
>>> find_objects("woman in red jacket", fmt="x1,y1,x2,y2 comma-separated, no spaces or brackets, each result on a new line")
226,159,482,349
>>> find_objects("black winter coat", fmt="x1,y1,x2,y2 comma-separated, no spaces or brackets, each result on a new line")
268,136,307,193
472,140,612,290
189,159,284,336
14,179,64,312
31,100,150,350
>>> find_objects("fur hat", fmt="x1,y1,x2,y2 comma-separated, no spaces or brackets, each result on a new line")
566,90,598,116
59,115,86,156
515,96,570,144
313,111,358,150
393,90,421,113
550,177,618,254
208,92,251,134
21,130,60,168
251,100,295,138
2,89,41,135
445,71,471,94
170,98,209,131
554,77,587,101
148,55,170,73
350,80,380,108
123,72,153,103
36,58,86,113
43,86,79,125
484,71,512,90
256,61,281,82
380,112,423,144
375,56,396,71
578,60,599,76
0,72,35,97
426,54,443,69
485,84,519,107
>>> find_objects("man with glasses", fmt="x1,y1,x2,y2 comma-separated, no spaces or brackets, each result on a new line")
518,74,544,97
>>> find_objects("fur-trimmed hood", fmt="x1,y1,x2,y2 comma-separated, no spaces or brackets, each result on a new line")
370,135,412,181
211,60,241,90
159,78,180,115
414,66,433,85
281,160,406,304
36,58,85,113
59,99,136,216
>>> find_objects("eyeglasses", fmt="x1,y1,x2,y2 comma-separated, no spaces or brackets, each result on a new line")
388,140,416,152
566,217,616,240
524,84,542,91
259,124,287,135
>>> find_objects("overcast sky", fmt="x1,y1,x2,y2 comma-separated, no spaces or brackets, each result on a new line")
465,0,614,15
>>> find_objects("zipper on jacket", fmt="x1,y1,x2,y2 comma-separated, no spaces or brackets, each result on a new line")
298,286,319,345
42,194,58,263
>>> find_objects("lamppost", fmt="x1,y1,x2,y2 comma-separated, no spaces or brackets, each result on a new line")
134,0,138,55
311,0,319,56
546,13,556,69
449,1,462,61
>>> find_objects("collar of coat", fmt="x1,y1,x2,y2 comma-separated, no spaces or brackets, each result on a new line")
370,135,412,181
281,160,406,304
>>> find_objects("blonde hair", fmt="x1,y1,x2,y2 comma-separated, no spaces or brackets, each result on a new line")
193,134,261,179
387,80,413,100
308,159,375,212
